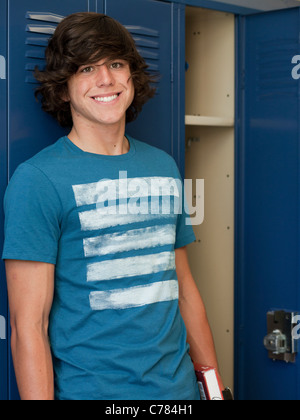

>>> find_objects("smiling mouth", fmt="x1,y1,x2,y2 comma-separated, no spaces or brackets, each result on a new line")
92,93,121,103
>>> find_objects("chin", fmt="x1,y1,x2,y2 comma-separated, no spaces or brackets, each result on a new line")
94,113,127,126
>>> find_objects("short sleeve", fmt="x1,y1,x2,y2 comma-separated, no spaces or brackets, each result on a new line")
2,163,62,264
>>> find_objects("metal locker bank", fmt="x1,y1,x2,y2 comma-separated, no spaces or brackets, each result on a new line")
1,0,300,400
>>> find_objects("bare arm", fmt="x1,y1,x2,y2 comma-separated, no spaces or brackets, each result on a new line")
5,260,55,400
175,247,224,389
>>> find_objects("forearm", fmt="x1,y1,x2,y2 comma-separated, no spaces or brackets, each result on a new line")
180,291,218,366
179,287,224,389
11,327,54,400
180,297,218,368
175,247,224,389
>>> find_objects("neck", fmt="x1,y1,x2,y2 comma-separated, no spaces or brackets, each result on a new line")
68,119,129,156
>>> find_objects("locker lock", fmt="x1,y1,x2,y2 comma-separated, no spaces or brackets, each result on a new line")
264,311,299,363
264,329,287,355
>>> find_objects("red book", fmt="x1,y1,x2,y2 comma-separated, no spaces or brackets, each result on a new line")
194,365,224,401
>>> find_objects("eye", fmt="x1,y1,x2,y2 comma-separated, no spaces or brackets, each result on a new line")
110,62,125,70
80,66,94,74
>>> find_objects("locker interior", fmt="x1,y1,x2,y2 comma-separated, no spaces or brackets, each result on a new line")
185,7,235,391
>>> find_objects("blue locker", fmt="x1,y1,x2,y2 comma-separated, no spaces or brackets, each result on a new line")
235,7,300,400
0,0,8,403
8,0,91,176
5,0,90,400
103,0,185,175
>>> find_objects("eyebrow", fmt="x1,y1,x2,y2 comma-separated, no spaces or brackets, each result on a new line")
80,59,128,68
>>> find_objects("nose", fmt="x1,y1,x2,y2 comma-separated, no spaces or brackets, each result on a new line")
95,64,115,87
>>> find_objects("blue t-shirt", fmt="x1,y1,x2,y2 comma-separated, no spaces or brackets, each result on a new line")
2,135,200,401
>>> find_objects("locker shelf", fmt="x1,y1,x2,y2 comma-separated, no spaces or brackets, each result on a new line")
185,115,234,127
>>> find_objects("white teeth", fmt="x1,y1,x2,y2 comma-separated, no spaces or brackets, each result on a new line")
93,95,118,103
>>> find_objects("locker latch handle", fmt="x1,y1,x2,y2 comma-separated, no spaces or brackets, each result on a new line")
264,329,287,355
263,310,299,363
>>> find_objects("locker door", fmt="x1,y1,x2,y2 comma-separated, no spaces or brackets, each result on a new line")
235,6,300,400
0,0,8,402
8,0,91,176
6,0,90,400
103,0,185,174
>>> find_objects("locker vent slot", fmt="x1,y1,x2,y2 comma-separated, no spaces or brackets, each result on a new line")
26,12,65,24
256,39,298,101
125,26,160,72
25,12,64,84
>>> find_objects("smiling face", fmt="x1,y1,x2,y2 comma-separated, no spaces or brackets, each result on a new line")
66,58,135,130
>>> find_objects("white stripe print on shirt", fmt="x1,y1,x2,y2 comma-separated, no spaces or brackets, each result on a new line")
72,175,180,311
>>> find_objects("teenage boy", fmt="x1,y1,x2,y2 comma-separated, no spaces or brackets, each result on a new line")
2,13,223,400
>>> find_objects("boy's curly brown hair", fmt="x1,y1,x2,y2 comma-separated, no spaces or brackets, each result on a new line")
35,13,157,128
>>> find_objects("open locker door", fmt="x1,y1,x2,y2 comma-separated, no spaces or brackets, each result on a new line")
235,6,300,400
